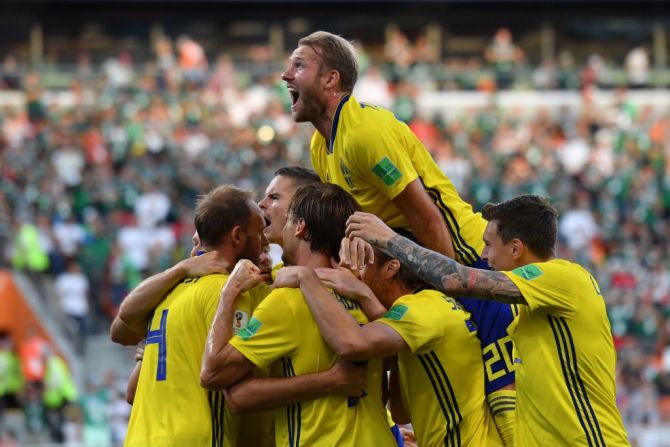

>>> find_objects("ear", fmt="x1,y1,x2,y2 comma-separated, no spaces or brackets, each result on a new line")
324,69,341,90
294,218,308,239
230,225,244,246
384,259,401,280
509,238,524,260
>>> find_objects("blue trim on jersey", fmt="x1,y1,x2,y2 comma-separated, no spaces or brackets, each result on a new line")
418,351,462,447
459,258,516,394
390,424,404,447
548,315,605,447
328,94,350,154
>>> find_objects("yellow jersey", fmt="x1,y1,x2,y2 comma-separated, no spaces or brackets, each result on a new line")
310,94,487,265
377,289,502,447
126,273,257,447
229,287,396,447
503,259,629,446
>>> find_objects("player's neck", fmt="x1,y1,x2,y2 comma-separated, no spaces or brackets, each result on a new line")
293,244,332,269
383,283,413,309
314,91,348,143
515,252,553,268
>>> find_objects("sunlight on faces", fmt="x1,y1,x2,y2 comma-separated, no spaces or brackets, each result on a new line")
481,220,517,272
281,45,329,123
258,175,300,245
238,202,269,266
280,212,301,266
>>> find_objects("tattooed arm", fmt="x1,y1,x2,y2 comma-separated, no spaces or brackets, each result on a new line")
346,212,527,305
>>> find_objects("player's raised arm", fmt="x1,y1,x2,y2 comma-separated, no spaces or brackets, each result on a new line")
347,212,526,304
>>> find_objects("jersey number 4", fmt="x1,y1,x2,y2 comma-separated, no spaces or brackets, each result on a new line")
146,309,169,381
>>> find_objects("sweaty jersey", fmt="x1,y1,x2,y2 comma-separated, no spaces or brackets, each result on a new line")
377,289,503,447
502,259,629,446
229,287,395,447
310,94,487,265
126,273,258,447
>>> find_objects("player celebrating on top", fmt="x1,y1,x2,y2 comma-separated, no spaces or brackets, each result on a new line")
283,30,517,443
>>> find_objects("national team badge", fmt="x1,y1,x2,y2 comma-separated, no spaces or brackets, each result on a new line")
339,159,354,189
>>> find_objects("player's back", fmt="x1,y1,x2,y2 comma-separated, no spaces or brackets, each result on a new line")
230,287,396,447
503,259,630,446
125,273,236,447
378,289,502,446
310,95,487,265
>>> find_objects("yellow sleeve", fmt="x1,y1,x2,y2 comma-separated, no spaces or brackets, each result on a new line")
375,295,443,353
502,262,576,317
229,288,299,370
347,122,418,200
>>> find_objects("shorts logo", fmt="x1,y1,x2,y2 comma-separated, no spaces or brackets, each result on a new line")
511,265,543,280
233,310,249,335
238,316,262,341
384,304,409,321
372,157,402,186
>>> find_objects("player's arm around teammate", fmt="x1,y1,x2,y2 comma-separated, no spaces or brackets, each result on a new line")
110,250,231,345
200,260,368,413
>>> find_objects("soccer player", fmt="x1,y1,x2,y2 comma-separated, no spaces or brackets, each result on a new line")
122,185,267,447
259,166,320,247
272,237,503,446
200,183,396,447
346,195,631,446
283,30,517,442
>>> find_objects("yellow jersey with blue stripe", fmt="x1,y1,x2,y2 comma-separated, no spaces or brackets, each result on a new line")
310,94,487,265
502,259,630,446
126,273,259,447
229,287,396,447
377,289,503,447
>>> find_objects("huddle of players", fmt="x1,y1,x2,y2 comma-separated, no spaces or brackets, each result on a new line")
112,168,506,447
111,30,630,447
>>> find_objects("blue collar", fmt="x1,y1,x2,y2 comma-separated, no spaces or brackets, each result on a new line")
328,94,350,153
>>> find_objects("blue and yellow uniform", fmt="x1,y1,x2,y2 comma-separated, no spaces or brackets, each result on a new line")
229,287,396,447
310,94,516,395
502,259,629,446
378,289,503,447
126,273,258,447
310,94,486,266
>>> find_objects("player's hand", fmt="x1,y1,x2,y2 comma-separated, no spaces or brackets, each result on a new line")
339,237,374,271
178,250,230,277
400,426,418,447
315,267,372,302
326,360,367,397
225,259,264,294
271,266,310,289
135,339,145,362
346,212,397,250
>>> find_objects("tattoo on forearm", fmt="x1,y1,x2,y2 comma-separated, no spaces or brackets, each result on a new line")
386,235,526,304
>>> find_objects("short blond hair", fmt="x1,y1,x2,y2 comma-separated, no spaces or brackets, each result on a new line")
299,31,358,92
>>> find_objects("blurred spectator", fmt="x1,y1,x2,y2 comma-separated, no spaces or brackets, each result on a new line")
177,35,208,85
354,64,393,109
625,45,650,89
484,27,524,89
54,259,90,351
0,332,23,435
42,347,77,444
559,191,600,263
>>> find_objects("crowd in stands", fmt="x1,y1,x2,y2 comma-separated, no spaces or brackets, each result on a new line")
0,28,667,445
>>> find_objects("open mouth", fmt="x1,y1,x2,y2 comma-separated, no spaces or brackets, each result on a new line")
288,87,299,106
264,216,271,226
